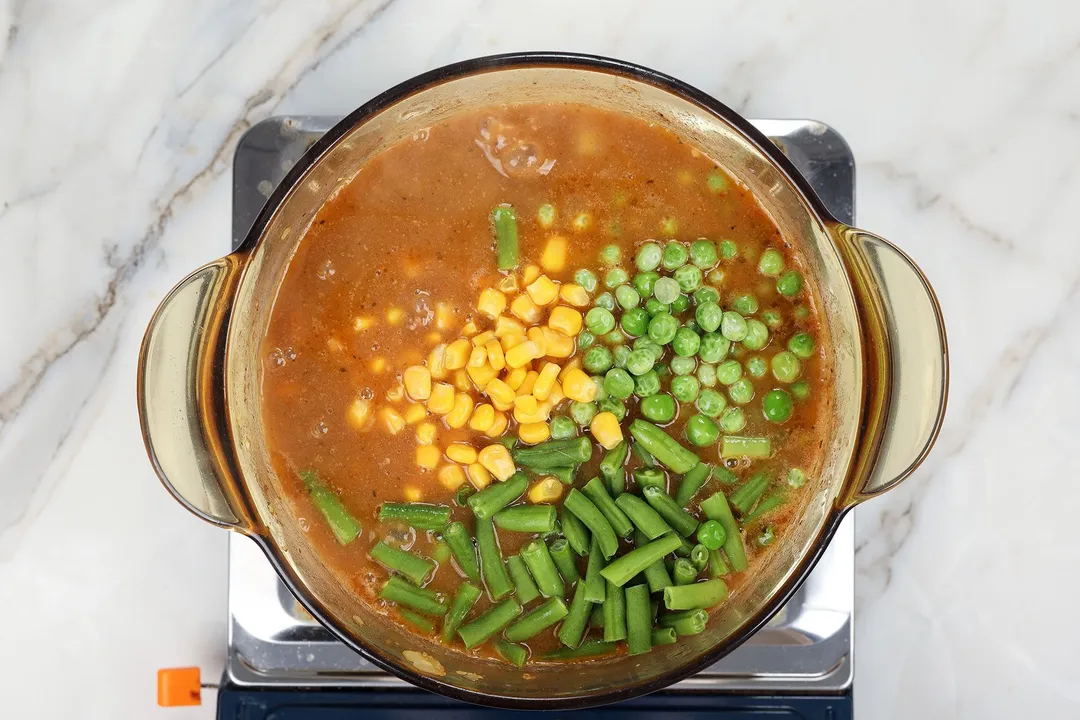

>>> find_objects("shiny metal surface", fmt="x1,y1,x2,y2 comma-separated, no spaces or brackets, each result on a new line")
226,115,856,694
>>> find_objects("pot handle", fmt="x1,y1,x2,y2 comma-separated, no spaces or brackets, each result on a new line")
835,226,949,506
137,258,252,531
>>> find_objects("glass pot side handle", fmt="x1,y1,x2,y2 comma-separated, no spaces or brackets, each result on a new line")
137,257,253,531
835,225,949,507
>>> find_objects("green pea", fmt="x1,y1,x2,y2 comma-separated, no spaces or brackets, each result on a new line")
636,242,663,272
599,396,628,421
604,329,626,345
707,268,725,285
747,356,767,378
718,407,746,433
758,248,784,277
673,264,703,293
788,333,815,359
671,375,700,403
550,415,577,440
574,269,598,292
696,388,727,417
732,294,758,315
644,298,669,315
696,362,717,387
621,307,650,337
634,370,661,397
600,245,622,266
662,242,689,270
794,305,810,320
720,311,748,342
641,393,676,423
671,294,690,313
605,268,629,289
672,327,701,357
632,337,665,361
571,401,598,426
647,313,679,345
777,270,804,297
695,302,723,333
670,356,696,376
693,286,719,306
685,414,720,447
761,309,782,329
592,377,609,402
706,170,727,194
787,468,807,488
604,368,635,399
771,351,801,383
762,389,793,423
698,333,730,363
594,292,616,311
585,307,616,335
716,359,743,385
626,349,656,376
697,519,727,550
615,284,640,310
653,277,681,304
718,239,738,260
742,319,770,351
634,271,659,298
577,330,596,350
728,378,755,404
791,379,810,400
613,345,632,368
690,239,718,269
655,363,670,378
583,345,614,374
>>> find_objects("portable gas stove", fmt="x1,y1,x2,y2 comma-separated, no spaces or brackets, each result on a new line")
217,116,856,719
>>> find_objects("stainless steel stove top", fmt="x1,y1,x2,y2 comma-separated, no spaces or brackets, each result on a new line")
226,116,856,695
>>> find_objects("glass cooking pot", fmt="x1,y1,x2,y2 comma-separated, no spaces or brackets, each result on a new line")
137,53,947,708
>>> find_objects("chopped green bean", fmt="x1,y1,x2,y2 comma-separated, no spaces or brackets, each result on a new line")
582,477,634,538
564,489,620,559
504,597,568,642
494,640,528,667
658,608,708,635
549,538,580,584
494,504,557,533
512,438,592,470
721,436,772,459
664,579,729,610
625,584,653,655
629,420,700,474
652,627,678,645
643,486,700,537
467,471,528,519
400,609,436,633
441,582,482,643
507,554,541,604
601,532,682,587
745,491,786,523
475,517,514,600
584,536,608,603
560,505,591,555
491,205,519,271
673,557,698,585
699,491,747,572
443,522,480,582
300,471,362,545
708,548,730,577
615,493,673,539
674,463,711,507
521,539,564,598
458,598,522,649
380,576,448,616
369,542,434,586
378,502,450,531
602,579,627,642
557,582,594,649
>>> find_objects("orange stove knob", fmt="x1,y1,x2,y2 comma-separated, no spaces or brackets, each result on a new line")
157,667,202,707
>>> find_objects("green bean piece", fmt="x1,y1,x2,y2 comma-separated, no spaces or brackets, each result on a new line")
672,557,698,585
431,540,451,564
518,538,564,599
625,584,653,655
643,486,700,537
496,435,518,450
442,522,480,582
474,517,514,600
491,205,519,271
614,493,672,539
708,548,730,577
542,639,617,660
467,472,528,520
744,491,786,523
557,582,593,649
699,491,748,572
658,608,708,636
440,582,482,643
629,420,700,474
380,575,449,617
600,532,683,587
560,505,591,556
640,393,676,423
720,436,772,459
512,437,592,470
584,536,608,603
377,502,450,531
652,627,678,646
581,477,635,538
664,579,729,610
300,471,362,545
690,544,710,573
549,539,580,584
369,542,434,586
599,441,628,482
458,598,523,649
635,530,674,593
494,640,528,667
564,489,620,559
729,472,771,516
507,554,541,604
673,534,696,558
548,465,577,485
602,579,627,642
494,504,557,534
504,597,569,642
674,463,711,507
590,603,605,628
632,440,657,467
400,609,436,633
454,484,475,507
633,467,667,492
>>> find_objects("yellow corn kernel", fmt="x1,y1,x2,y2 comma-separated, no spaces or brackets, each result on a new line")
445,394,474,429
425,331,442,344
416,421,437,445
559,359,581,382
526,276,560,306
403,365,432,401
500,333,525,353
478,444,516,481
590,411,623,450
446,443,478,464
385,382,405,403
559,284,590,307
548,382,565,406
542,328,575,358
562,368,598,403
428,344,448,380
354,316,376,332
380,407,405,435
453,369,471,392
529,477,564,503
485,378,516,411
403,485,423,502
467,463,492,489
494,315,526,338
416,444,440,470
485,340,505,372
505,341,540,369
347,398,373,429
518,371,539,397
522,264,541,285
509,294,542,324
504,366,529,391
533,362,561,401
369,357,387,374
469,404,496,433
461,320,478,336
540,236,568,272
427,383,455,415
472,330,495,347
405,403,427,424
466,362,498,390
386,307,404,326
519,421,551,445
548,306,583,337
526,326,548,355
477,288,507,319
485,411,509,438
497,273,519,293
444,339,471,370
438,464,467,490
468,345,487,368
435,302,456,330
513,394,550,424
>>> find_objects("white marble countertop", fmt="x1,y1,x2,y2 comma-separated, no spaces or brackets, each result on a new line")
2,0,1078,717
